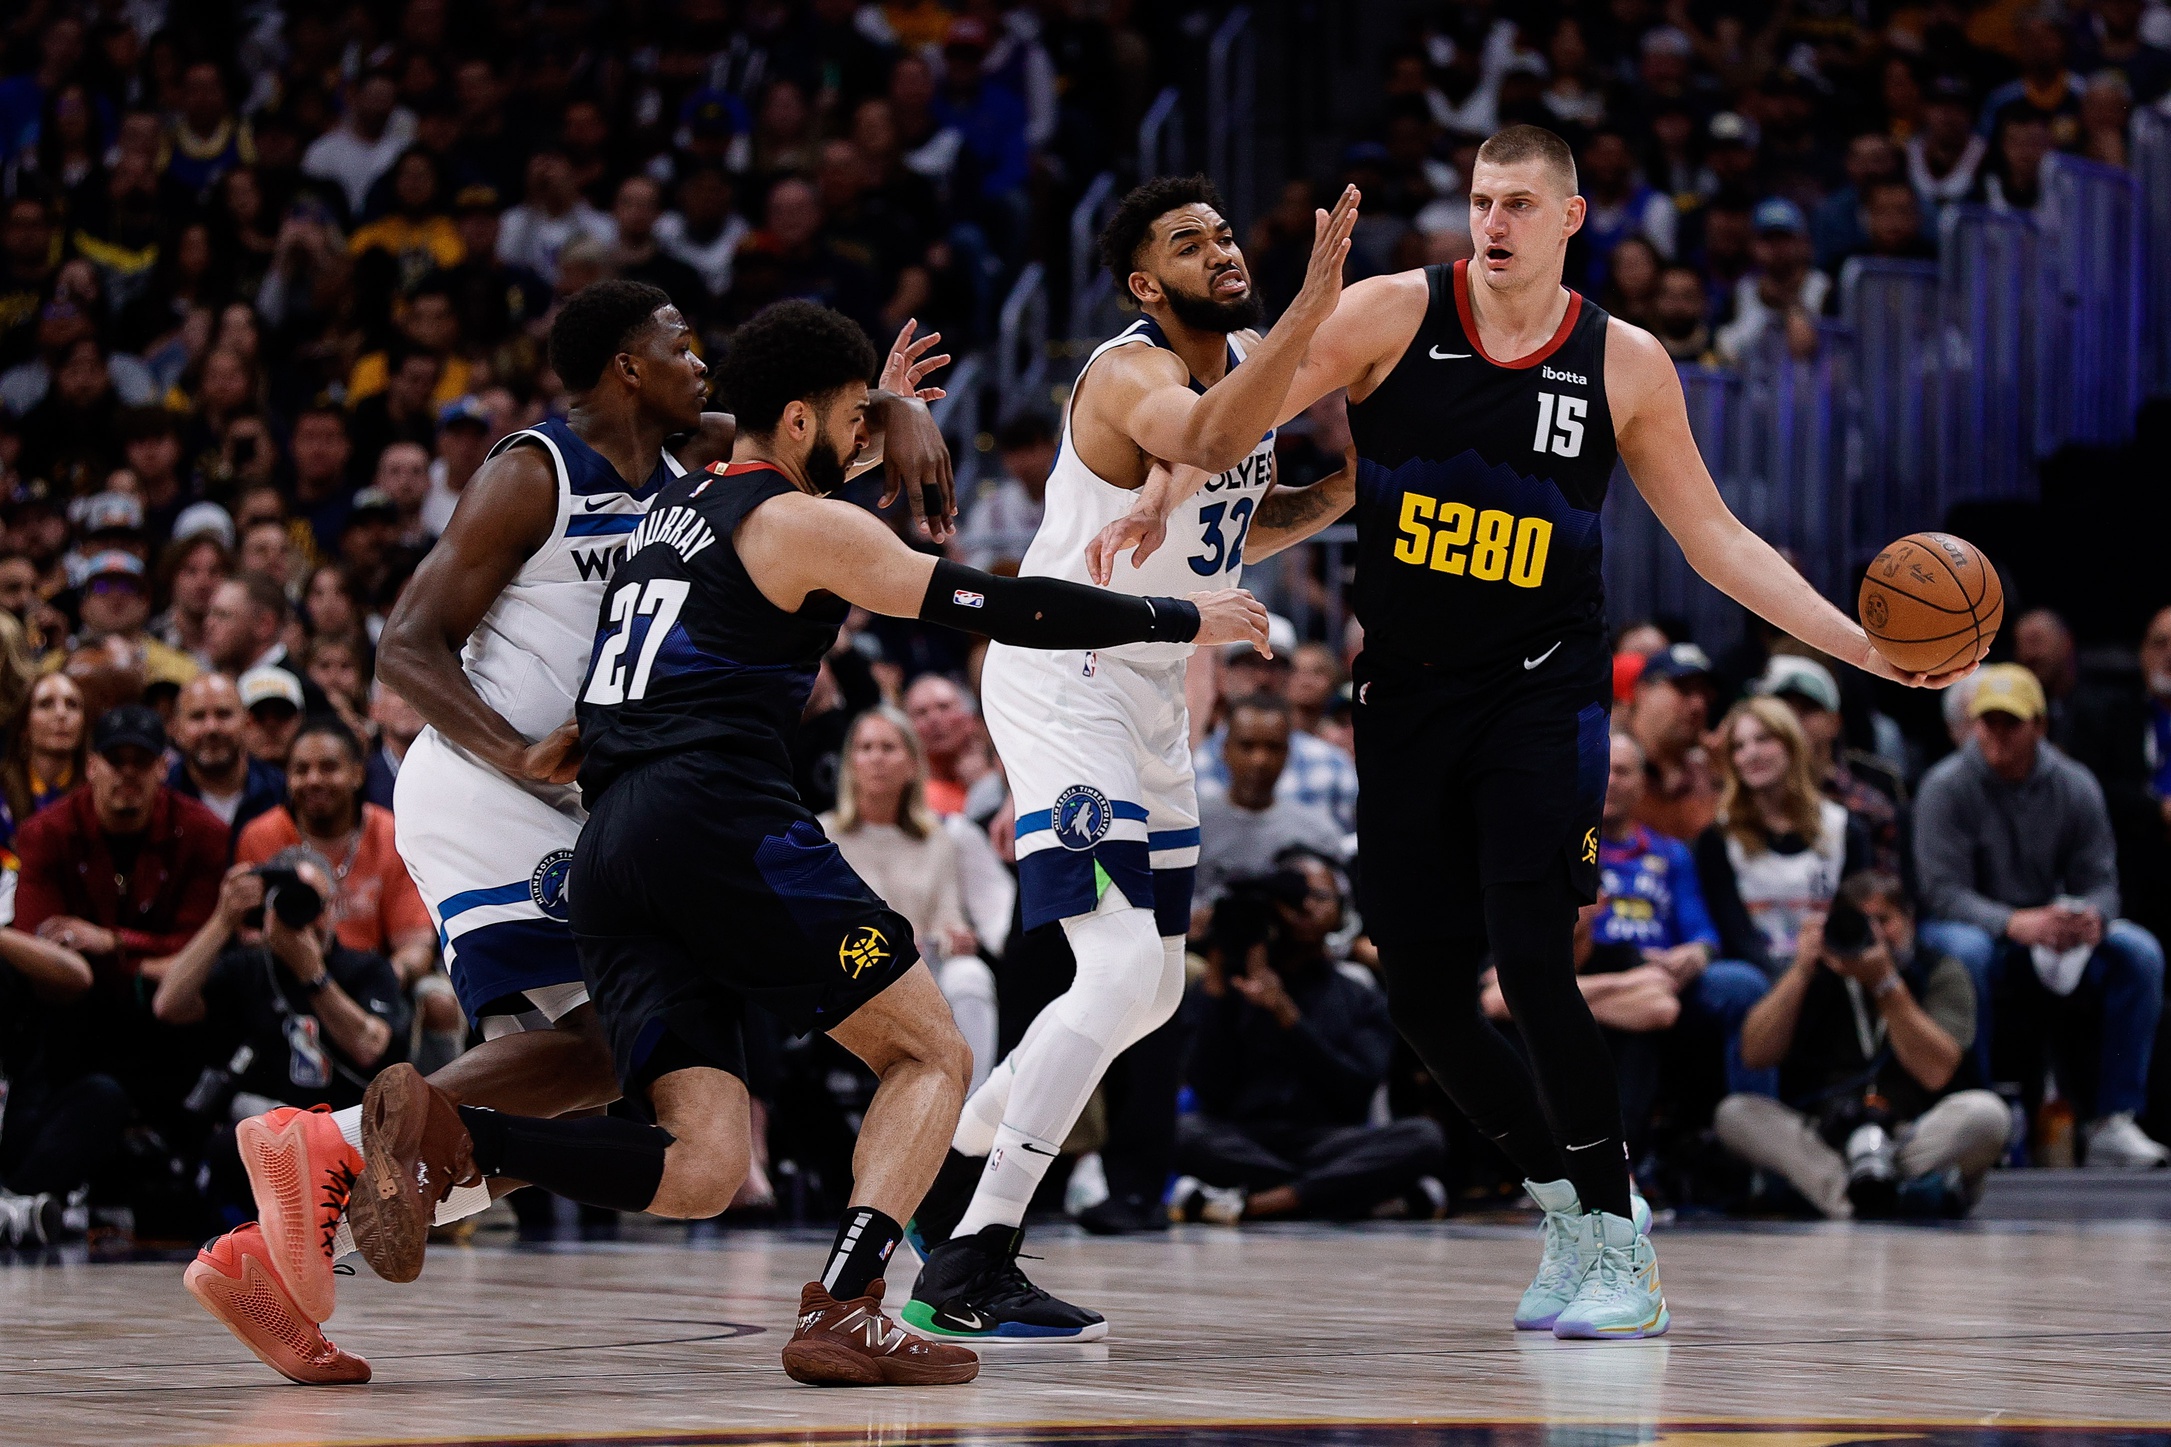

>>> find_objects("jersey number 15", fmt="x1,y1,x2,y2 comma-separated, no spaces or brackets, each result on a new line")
584,578,691,705
1532,392,1585,458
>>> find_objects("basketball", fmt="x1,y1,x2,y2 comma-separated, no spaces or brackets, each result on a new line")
1858,531,2004,675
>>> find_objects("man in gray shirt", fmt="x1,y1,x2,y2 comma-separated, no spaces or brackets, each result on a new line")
1914,666,2166,1168
1194,694,1344,934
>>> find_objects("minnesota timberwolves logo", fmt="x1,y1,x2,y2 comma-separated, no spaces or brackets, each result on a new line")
529,850,575,922
1052,784,1112,852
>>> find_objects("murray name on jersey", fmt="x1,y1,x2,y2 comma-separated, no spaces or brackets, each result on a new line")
621,504,719,568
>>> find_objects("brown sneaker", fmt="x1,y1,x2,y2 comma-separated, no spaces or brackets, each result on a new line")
349,1064,479,1284
781,1279,978,1386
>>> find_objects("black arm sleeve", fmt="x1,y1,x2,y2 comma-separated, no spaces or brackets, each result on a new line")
919,558,1200,650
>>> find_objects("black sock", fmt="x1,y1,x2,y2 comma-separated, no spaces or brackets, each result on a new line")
458,1106,674,1214
820,1206,902,1301
1561,1135,1633,1220
912,1148,984,1248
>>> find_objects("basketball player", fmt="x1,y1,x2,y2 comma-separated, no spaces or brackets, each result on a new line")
893,175,1361,1344
1095,128,1970,1339
339,300,1269,1386
182,282,955,1383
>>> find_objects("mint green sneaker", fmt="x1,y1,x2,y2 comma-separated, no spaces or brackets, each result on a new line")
1551,1209,1669,1339
1513,1181,1653,1330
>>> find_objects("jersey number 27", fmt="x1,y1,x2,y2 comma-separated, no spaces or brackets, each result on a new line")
584,578,691,705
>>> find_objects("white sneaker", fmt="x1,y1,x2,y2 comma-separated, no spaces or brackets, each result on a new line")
1513,1180,1653,1331
2083,1113,2171,1168
1552,1209,1670,1340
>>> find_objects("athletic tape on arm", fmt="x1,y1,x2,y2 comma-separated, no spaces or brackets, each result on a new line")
919,558,1199,650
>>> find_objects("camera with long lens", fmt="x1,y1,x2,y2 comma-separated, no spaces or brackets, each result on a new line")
1823,892,1877,961
241,865,325,931
1207,868,1309,971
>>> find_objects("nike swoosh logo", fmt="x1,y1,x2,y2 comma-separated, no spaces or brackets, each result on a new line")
1429,346,1472,360
1524,641,1562,670
1018,1141,1059,1157
938,1307,987,1331
584,495,621,511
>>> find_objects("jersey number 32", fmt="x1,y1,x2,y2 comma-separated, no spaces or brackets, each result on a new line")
584,578,691,705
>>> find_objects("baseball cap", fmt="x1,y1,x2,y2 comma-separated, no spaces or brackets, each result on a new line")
350,486,399,519
439,394,491,431
1968,663,2046,722
238,666,306,714
1641,642,1715,685
1707,111,1757,147
70,490,145,535
1756,654,1841,713
92,703,167,759
1613,650,1649,704
452,183,502,213
74,549,146,588
1223,612,1300,664
1753,197,1808,236
172,500,236,549
680,87,742,139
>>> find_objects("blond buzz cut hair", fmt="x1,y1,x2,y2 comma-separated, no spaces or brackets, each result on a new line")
1476,124,1579,197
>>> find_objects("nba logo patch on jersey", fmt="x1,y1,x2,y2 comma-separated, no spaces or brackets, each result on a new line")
1052,784,1112,851
529,849,574,922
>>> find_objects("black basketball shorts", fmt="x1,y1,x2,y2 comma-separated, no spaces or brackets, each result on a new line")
569,752,920,1095
1350,632,1611,956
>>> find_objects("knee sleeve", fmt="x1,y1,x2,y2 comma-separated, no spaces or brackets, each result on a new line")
1054,897,1173,1055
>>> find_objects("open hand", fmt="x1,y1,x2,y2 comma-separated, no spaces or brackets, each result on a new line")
874,393,957,545
1188,588,1271,653
1087,508,1168,585
879,318,951,402
1281,185,1361,331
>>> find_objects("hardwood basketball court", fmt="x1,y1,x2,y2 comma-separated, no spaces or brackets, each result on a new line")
5,1216,2166,1446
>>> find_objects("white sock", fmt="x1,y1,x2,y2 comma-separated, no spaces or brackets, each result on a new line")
951,900,1179,1238
332,1105,364,1151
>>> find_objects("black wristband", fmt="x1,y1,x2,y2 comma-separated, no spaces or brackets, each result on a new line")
303,969,331,994
920,559,1201,650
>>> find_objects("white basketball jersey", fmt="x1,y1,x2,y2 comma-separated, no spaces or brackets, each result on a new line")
462,417,686,742
1018,318,1276,663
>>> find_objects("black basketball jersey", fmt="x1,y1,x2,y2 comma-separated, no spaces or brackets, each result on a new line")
574,461,848,804
1346,260,1618,672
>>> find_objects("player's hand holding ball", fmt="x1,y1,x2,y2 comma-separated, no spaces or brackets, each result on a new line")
1189,588,1271,654
1857,531,2003,687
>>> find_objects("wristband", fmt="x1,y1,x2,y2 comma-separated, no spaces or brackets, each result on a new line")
303,970,332,994
1871,971,1903,999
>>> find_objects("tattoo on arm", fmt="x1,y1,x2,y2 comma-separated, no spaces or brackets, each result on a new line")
1254,481,1340,533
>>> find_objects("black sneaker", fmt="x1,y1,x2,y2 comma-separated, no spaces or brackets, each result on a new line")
1075,1192,1168,1236
901,1225,1108,1341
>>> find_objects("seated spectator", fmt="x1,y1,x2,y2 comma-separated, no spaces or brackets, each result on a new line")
151,530,232,669
1197,632,1360,834
236,718,432,979
167,673,285,844
346,279,472,411
901,673,987,816
300,70,415,219
1713,199,1828,365
420,396,492,537
821,706,994,1089
953,411,1054,573
1697,698,1870,976
306,634,372,738
204,572,329,714
0,860,113,1247
1908,76,1987,212
0,671,88,838
1717,871,2009,1218
1627,642,1721,842
1288,643,1346,743
364,681,424,811
347,148,464,290
656,165,750,305
1195,694,1344,921
1811,133,1902,272
496,148,614,287
151,848,408,1211
1755,655,1905,879
1173,854,1445,1223
46,549,199,700
1837,178,1936,266
1973,112,2053,214
609,175,709,323
12,704,228,1125
1913,665,2167,1167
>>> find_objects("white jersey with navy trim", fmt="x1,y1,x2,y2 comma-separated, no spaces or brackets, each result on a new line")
464,417,686,742
1017,317,1276,664
395,417,682,1021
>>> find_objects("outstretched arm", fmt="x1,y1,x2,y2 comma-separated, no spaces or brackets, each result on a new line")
735,492,1269,653
1607,319,1972,688
1081,188,1361,476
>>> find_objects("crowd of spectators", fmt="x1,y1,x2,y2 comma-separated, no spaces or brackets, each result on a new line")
3,0,2170,1252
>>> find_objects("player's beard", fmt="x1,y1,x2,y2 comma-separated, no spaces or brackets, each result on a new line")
1164,271,1263,333
804,433,850,496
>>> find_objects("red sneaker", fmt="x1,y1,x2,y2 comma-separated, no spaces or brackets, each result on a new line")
183,1225,371,1385
235,1104,361,1322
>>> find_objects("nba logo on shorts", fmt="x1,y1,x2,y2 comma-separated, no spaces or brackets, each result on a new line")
1052,784,1112,851
529,849,575,921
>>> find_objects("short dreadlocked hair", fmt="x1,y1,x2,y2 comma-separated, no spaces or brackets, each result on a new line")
1098,174,1231,301
714,300,878,435
548,279,675,391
